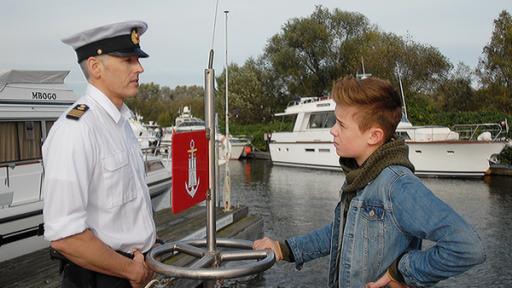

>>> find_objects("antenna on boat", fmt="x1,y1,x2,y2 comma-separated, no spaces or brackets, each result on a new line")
396,63,409,122
210,0,220,52
356,57,372,79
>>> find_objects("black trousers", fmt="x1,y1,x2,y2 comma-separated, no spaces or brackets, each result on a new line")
61,262,131,288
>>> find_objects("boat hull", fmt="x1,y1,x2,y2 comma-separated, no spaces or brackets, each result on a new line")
269,137,508,177
0,162,171,262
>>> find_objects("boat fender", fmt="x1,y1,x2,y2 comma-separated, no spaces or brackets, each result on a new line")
477,131,492,141
66,104,89,120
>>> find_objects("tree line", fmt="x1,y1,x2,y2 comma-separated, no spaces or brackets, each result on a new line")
127,6,511,132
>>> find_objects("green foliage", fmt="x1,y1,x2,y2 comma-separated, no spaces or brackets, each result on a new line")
432,63,478,112
263,6,371,98
477,10,512,114
216,59,279,124
497,146,512,165
125,83,204,126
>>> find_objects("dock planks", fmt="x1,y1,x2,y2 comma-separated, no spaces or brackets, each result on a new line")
0,205,262,288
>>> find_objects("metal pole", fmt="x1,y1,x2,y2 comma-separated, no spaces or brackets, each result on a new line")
224,10,230,155
215,113,220,208
397,65,408,121
204,50,216,254
223,10,232,211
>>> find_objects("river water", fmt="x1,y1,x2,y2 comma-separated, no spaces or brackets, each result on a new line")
219,159,512,287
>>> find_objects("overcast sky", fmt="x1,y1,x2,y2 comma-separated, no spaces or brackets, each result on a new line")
1,0,510,95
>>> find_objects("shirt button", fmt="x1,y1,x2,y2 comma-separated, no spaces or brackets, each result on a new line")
369,210,375,217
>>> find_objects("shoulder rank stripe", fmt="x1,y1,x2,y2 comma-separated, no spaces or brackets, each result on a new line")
66,104,89,120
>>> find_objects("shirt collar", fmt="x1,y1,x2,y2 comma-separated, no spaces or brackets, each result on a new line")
86,84,132,124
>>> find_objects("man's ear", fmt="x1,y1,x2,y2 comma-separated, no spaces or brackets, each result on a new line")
87,57,102,79
368,127,385,145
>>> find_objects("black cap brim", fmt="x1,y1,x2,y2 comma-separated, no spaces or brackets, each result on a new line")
109,47,149,58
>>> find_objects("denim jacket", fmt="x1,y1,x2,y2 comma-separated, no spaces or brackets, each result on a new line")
286,165,485,287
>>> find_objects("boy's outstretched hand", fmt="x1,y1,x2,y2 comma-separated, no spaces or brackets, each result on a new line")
252,237,283,261
366,271,409,288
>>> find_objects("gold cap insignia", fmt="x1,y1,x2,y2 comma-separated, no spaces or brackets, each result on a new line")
131,29,140,45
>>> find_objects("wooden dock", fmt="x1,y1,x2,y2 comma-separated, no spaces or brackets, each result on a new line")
0,206,263,288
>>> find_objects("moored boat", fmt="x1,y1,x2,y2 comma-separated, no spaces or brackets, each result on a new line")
0,70,171,261
268,96,509,177
173,106,251,160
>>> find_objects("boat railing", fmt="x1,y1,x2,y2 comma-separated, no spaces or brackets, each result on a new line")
0,159,42,168
286,96,331,107
141,146,170,176
403,126,460,142
451,120,508,141
141,145,171,168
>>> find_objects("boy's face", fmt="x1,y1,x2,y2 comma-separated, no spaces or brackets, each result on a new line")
330,104,374,165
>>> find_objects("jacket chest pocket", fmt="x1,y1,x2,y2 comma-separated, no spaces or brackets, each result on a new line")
356,201,386,279
102,151,137,207
361,203,385,221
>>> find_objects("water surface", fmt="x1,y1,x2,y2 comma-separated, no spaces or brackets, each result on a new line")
221,159,512,287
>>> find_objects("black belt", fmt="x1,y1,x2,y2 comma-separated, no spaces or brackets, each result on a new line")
50,248,148,273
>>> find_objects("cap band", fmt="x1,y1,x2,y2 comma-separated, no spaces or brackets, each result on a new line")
75,33,142,62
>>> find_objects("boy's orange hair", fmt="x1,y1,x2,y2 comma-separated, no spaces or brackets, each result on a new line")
331,75,402,142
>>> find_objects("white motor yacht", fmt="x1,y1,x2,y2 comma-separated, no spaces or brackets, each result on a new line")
0,70,171,261
268,97,509,177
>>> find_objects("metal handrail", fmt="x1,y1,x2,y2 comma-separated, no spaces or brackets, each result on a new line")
451,121,506,141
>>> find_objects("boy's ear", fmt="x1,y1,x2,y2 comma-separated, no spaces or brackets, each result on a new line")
368,127,385,145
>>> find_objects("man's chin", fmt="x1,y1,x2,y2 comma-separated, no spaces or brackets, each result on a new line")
126,87,139,97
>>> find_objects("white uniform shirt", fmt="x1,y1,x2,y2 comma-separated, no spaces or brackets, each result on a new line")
43,84,156,253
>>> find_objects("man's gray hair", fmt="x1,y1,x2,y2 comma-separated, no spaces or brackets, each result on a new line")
79,55,108,80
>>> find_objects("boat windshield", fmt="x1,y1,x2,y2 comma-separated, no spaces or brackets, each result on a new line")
178,121,204,127
308,111,336,129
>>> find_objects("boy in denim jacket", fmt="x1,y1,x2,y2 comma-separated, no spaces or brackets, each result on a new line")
254,76,485,287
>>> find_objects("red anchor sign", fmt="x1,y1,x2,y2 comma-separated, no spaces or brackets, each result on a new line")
171,130,209,213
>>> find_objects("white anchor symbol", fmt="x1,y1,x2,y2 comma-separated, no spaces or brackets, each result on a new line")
185,139,200,197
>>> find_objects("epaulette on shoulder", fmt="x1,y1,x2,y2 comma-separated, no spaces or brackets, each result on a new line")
66,104,89,120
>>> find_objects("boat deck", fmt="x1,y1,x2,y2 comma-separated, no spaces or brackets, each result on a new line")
0,205,262,288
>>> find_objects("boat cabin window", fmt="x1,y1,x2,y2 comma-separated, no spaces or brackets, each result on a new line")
179,121,204,127
274,115,296,132
0,121,43,163
145,159,165,172
45,121,55,136
308,112,336,129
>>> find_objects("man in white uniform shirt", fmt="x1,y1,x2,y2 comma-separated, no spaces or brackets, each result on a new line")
43,21,156,288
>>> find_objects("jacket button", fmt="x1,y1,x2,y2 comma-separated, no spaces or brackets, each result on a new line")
369,210,375,217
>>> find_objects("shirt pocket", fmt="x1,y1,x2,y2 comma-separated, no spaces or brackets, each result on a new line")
102,151,137,207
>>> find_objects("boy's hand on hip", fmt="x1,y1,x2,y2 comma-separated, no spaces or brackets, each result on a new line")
366,271,409,288
252,237,283,261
